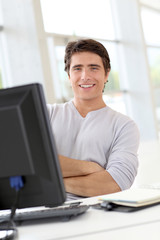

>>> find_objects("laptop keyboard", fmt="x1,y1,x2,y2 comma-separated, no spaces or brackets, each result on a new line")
0,204,89,222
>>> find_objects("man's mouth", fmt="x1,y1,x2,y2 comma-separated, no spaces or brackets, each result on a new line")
79,84,95,88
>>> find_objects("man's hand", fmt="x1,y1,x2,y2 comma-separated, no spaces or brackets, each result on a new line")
58,155,104,177
58,155,121,197
64,170,121,197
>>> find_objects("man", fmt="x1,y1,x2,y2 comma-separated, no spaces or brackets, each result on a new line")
47,39,140,200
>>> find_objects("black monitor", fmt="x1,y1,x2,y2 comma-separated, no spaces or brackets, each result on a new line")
0,83,66,210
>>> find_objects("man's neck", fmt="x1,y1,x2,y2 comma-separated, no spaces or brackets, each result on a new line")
73,98,106,118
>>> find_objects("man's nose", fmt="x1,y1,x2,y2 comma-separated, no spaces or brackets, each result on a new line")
81,69,90,81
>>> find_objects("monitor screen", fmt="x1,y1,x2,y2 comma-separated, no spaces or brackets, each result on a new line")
0,83,66,210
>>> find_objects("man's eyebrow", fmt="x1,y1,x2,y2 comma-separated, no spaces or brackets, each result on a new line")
71,64,101,69
72,64,83,69
89,64,101,68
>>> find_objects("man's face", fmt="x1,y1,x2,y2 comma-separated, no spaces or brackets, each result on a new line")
68,52,109,102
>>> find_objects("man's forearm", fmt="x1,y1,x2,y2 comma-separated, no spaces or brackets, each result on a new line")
64,170,121,197
58,155,103,177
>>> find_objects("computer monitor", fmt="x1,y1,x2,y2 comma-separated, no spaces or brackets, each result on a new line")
0,83,66,210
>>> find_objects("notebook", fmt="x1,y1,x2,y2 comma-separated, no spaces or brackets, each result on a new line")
99,188,160,207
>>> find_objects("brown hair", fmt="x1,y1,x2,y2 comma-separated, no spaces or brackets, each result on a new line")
64,39,111,75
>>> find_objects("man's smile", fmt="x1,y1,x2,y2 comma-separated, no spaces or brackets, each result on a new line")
79,84,95,88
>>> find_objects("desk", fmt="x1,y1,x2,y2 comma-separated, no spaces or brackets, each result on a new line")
8,140,160,239
17,199,160,240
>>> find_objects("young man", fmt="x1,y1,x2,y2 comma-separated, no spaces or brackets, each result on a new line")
47,39,140,200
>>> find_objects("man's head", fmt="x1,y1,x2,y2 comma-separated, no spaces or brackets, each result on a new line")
64,39,111,76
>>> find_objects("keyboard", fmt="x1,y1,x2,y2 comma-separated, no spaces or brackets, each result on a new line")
0,204,89,223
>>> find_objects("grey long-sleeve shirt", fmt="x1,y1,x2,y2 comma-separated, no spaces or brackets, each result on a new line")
47,100,140,200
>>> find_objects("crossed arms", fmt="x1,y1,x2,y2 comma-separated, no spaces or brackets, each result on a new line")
58,155,121,197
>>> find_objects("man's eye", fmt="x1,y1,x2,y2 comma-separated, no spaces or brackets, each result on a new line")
74,67,81,71
91,67,98,70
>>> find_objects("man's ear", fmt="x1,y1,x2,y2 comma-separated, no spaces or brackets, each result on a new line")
105,70,110,83
68,74,72,85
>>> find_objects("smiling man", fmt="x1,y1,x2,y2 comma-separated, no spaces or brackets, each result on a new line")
47,39,140,200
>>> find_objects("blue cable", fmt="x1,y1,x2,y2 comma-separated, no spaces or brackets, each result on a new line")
9,176,24,191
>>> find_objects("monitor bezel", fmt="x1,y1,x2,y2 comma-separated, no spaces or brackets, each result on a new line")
0,83,66,210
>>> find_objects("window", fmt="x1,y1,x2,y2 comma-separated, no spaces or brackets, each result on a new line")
40,0,115,40
141,6,160,131
0,5,3,88
141,7,160,46
0,67,2,88
0,31,3,89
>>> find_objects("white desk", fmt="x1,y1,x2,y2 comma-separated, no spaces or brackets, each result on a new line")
17,140,160,240
17,200,160,240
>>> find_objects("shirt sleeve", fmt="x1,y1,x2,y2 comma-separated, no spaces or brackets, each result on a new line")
106,119,140,190
46,104,56,121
